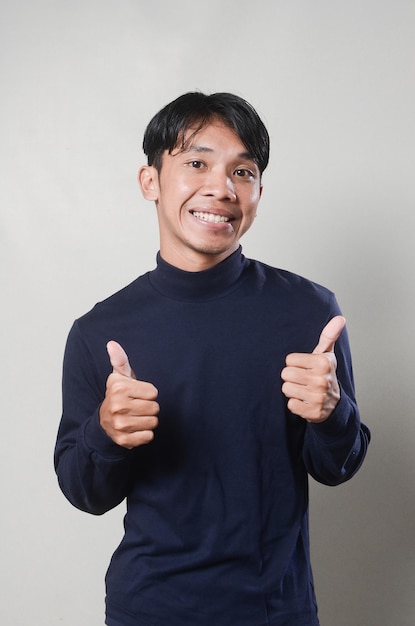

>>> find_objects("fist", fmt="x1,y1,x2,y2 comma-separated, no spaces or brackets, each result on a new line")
281,316,345,423
99,341,159,448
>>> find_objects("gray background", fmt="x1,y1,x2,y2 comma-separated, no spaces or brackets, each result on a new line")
1,1,414,624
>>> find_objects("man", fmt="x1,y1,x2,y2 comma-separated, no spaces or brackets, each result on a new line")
55,92,370,625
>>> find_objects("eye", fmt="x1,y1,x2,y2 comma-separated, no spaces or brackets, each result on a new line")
188,160,205,169
234,168,255,178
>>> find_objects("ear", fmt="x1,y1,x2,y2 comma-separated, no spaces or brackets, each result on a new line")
138,165,159,201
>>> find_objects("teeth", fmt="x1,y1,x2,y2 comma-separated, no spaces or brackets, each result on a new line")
193,211,230,223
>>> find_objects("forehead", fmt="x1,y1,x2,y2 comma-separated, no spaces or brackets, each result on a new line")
173,121,254,161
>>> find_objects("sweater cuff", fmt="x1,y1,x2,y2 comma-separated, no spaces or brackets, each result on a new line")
310,389,355,436
83,409,131,460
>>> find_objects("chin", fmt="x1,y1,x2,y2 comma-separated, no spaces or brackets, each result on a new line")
194,242,237,258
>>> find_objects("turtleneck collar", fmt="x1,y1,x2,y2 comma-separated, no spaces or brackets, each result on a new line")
148,247,250,302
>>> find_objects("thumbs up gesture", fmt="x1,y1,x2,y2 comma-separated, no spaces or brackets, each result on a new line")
99,341,159,449
281,316,346,423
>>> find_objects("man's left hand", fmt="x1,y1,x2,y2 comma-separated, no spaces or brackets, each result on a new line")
281,316,346,423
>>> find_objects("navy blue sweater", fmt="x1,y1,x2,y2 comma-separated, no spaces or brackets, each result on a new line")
55,248,370,626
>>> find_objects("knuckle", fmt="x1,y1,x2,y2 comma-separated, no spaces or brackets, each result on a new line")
133,430,155,447
109,399,127,416
313,355,331,374
307,406,322,422
117,433,133,449
145,384,158,400
140,415,158,430
112,415,127,432
287,398,299,413
142,381,156,394
143,430,155,443
319,378,330,392
107,379,128,398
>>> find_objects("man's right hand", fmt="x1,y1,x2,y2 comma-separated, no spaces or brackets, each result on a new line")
99,341,159,449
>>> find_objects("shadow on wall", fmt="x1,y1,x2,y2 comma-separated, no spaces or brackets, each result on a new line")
310,198,415,626
311,409,415,625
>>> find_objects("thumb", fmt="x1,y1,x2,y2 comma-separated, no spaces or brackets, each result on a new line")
312,316,346,355
106,341,136,378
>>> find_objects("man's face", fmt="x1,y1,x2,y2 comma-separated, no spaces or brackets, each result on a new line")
139,121,263,271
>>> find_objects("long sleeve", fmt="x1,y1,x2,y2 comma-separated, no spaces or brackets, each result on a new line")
302,324,371,486
54,321,136,515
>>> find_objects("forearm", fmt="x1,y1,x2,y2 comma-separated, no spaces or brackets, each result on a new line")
302,391,370,486
55,409,135,515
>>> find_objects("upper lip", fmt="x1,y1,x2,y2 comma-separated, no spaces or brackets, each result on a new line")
189,207,236,220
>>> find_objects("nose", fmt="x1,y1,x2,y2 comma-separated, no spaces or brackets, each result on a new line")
202,170,237,202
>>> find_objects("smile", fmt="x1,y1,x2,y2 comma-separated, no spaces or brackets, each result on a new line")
192,211,230,223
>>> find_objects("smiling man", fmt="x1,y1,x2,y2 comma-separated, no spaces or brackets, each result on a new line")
54,92,370,626
139,121,261,271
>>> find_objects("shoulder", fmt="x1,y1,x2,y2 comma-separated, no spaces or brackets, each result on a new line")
70,272,153,349
64,272,152,368
243,258,343,353
247,258,335,306
80,273,149,322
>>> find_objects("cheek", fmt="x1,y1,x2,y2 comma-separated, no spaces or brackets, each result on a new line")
244,190,261,218
158,187,187,217
170,168,197,191
238,206,258,236
244,181,261,203
159,170,194,202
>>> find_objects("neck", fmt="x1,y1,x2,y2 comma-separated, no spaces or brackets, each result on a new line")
150,247,248,302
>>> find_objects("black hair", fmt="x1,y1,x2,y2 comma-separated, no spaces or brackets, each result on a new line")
142,92,269,174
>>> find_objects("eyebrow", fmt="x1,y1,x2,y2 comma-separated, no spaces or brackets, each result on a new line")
186,144,256,163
